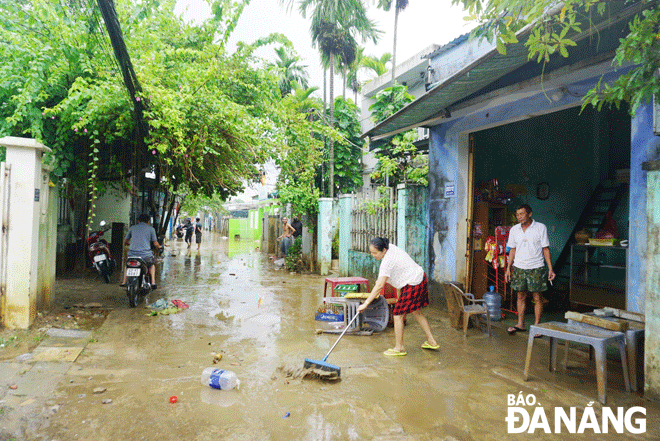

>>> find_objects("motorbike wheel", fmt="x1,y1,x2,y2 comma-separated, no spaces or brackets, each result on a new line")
127,285,139,308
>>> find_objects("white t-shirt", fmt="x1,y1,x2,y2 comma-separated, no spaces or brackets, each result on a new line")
507,220,550,269
378,244,424,289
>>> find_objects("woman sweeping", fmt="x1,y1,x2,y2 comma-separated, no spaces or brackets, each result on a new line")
357,237,439,356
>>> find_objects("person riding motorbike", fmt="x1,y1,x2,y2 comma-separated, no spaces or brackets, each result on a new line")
120,213,161,289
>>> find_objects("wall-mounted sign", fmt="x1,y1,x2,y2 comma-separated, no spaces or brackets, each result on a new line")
445,182,456,198
34,188,40,202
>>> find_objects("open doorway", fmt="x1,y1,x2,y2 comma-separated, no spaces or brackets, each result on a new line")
466,104,631,315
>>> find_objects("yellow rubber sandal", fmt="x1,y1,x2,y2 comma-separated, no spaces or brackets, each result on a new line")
421,341,440,350
383,348,407,356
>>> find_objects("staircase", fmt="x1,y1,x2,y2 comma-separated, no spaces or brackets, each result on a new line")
554,181,628,277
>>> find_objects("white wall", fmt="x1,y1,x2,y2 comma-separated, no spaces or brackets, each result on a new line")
90,184,131,231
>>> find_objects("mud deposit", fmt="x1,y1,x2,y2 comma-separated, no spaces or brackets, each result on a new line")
1,233,658,441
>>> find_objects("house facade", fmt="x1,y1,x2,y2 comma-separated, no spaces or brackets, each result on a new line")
362,1,660,400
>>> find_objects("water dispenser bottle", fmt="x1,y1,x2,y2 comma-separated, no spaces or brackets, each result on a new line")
483,285,502,321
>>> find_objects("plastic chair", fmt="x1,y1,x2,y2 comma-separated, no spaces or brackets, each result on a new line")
448,283,491,337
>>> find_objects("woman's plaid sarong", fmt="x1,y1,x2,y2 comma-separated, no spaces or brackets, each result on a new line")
392,274,429,315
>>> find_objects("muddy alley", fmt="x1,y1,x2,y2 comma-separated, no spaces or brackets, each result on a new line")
1,232,658,440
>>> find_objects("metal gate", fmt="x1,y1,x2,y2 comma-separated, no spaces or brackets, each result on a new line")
0,162,11,320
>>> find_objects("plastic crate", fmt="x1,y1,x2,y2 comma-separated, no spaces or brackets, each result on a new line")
334,284,358,296
315,312,345,322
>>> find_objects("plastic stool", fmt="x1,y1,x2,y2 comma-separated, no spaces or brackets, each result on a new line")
361,296,389,332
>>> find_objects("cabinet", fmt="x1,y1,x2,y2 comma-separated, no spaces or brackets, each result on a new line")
470,202,507,299
570,244,627,309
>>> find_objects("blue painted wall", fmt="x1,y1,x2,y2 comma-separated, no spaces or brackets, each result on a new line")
629,102,660,313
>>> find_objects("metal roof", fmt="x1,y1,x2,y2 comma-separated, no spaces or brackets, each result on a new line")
363,1,643,142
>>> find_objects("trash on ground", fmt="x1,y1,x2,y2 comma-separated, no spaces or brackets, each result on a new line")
201,368,240,390
93,387,106,394
147,299,189,316
283,412,290,418
169,395,178,403
277,364,340,382
273,258,285,266
102,398,112,404
14,353,33,362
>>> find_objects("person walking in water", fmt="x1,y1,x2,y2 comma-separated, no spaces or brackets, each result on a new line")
357,237,439,356
184,218,194,249
194,217,203,251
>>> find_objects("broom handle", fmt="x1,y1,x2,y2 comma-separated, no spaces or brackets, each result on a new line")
322,312,360,361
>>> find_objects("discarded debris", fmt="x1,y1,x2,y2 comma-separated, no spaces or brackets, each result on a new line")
9,384,17,390
277,364,340,382
93,387,106,394
147,299,189,316
102,398,112,404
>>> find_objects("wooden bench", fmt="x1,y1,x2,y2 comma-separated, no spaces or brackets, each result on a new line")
523,322,631,404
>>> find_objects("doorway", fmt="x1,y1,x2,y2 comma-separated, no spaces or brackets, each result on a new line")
466,104,631,313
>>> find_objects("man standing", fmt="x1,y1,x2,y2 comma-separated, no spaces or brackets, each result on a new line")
505,204,555,338
184,218,194,249
277,217,295,257
120,213,161,289
195,217,203,251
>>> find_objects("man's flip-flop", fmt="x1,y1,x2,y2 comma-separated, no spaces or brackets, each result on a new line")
383,348,407,356
507,326,527,335
421,341,440,350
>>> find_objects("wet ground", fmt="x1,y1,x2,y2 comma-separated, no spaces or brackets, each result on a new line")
2,232,659,440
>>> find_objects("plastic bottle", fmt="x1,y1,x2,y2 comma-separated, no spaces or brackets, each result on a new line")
200,368,240,390
483,285,502,321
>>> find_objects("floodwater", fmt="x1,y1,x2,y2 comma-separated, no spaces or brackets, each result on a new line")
42,232,659,440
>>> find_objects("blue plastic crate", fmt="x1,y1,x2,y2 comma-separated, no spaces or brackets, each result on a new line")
315,312,344,322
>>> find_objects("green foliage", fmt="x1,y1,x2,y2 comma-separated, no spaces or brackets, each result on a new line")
331,97,364,194
0,0,292,233
368,83,426,194
361,185,394,214
361,52,392,80
271,45,310,97
331,226,339,259
285,236,303,271
368,83,414,123
452,0,660,115
178,183,228,217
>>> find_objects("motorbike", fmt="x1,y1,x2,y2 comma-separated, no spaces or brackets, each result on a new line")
175,225,184,239
124,257,152,308
87,221,115,283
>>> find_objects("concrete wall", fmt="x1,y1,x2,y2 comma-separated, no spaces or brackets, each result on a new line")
90,185,131,232
629,102,660,313
1,137,56,328
317,198,334,275
397,184,429,273
643,160,660,400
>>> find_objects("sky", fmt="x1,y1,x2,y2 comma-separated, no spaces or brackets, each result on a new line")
175,0,476,94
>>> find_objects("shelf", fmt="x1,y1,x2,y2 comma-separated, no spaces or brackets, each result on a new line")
570,244,627,309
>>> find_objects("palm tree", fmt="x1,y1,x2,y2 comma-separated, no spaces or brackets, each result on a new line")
377,0,409,83
297,0,380,197
284,82,321,114
272,46,310,97
346,46,366,103
362,52,392,80
281,0,379,197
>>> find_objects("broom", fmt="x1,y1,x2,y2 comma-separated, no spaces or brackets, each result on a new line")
304,313,360,377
